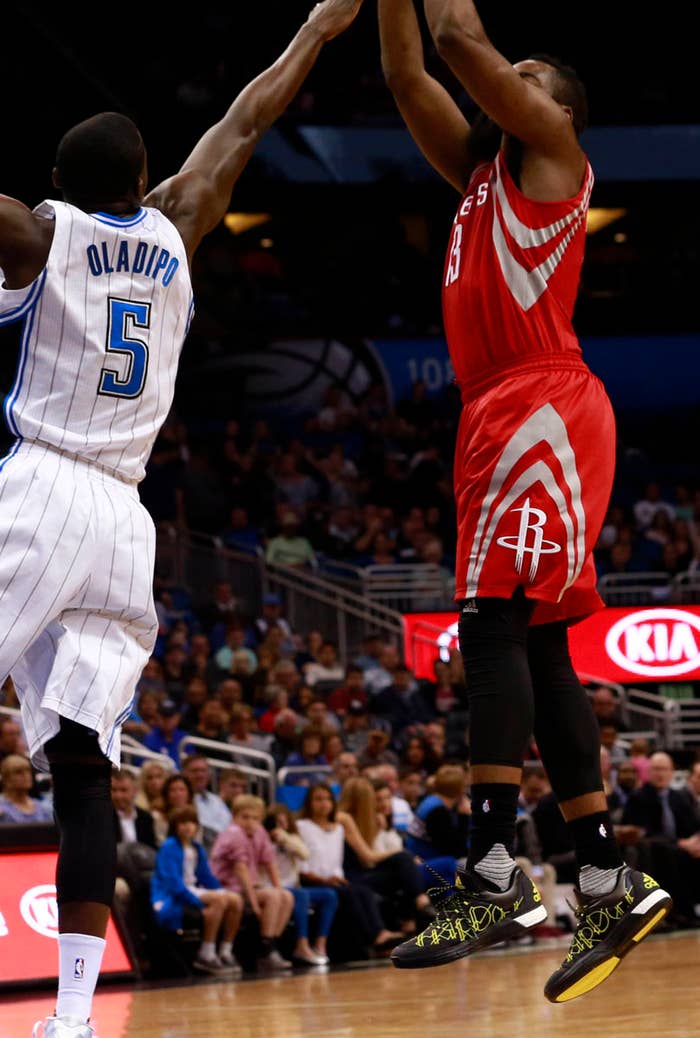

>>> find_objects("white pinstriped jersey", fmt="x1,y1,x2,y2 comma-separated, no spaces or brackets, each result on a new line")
0,200,193,482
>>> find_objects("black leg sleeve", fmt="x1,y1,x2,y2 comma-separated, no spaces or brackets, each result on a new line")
528,621,604,802
46,719,116,907
458,591,535,767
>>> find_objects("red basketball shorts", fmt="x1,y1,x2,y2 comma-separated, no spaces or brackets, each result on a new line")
453,364,616,626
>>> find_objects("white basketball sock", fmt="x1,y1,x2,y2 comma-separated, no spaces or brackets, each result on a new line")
473,843,518,891
56,933,106,1024
578,864,621,897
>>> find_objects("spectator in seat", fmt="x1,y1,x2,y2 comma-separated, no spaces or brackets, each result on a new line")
301,696,342,735
111,768,158,966
352,633,384,674
633,480,675,532
373,780,406,854
219,506,260,555
265,512,318,569
218,769,250,813
0,754,53,823
197,580,241,644
269,709,301,770
303,641,345,689
253,592,294,645
143,698,188,768
160,773,197,847
295,784,404,954
367,762,415,832
399,733,433,780
363,643,401,696
258,687,292,735
112,769,157,849
327,664,369,718
323,731,345,770
210,794,294,971
265,803,337,966
599,720,627,772
621,751,700,925
178,677,211,733
160,644,189,704
590,685,627,731
216,677,246,717
519,764,550,814
228,703,272,762
332,750,360,790
342,699,373,756
398,767,425,811
192,699,230,751
214,623,258,678
123,687,161,740
629,737,652,785
151,805,243,974
181,754,232,837
272,452,320,519
136,759,169,844
373,664,433,738
0,715,27,761
293,630,324,673
405,763,471,885
284,727,330,786
357,729,400,771
337,776,432,934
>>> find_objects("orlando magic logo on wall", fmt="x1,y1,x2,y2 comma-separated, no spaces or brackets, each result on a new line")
184,337,391,423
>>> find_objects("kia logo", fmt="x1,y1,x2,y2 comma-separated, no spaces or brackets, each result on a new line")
605,608,700,678
19,884,58,939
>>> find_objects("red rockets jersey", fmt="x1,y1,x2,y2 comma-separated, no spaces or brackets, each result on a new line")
442,151,594,397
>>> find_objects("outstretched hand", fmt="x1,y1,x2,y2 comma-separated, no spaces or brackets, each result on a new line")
307,0,364,41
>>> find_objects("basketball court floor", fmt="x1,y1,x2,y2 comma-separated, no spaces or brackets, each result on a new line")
4,930,698,1038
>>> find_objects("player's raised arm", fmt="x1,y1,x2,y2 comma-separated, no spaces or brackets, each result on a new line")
379,0,471,193
145,0,363,259
423,0,582,160
0,196,53,288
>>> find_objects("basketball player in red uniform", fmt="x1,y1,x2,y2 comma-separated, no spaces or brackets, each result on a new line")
380,0,671,1001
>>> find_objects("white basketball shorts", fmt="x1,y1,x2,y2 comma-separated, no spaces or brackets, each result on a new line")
0,440,158,771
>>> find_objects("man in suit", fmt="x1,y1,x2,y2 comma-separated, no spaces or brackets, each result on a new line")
622,751,700,926
111,768,158,965
112,769,157,849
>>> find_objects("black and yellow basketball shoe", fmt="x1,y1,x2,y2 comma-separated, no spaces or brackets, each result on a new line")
390,865,547,969
544,866,672,1003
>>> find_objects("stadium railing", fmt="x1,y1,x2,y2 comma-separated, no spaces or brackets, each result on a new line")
178,735,277,804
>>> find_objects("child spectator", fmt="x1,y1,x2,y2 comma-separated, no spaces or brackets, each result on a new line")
150,805,243,974
210,794,294,971
265,803,338,965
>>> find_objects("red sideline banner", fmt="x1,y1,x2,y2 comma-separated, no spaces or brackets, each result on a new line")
403,605,700,684
0,851,132,984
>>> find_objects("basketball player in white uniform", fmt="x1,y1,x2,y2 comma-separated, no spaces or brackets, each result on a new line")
0,2,363,1035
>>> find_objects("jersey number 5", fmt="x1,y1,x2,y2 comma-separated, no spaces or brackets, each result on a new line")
98,297,151,399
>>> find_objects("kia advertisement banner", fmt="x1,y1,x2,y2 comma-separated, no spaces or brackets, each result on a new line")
0,851,132,985
403,605,700,685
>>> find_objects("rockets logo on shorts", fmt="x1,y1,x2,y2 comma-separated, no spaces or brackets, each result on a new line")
497,498,562,581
